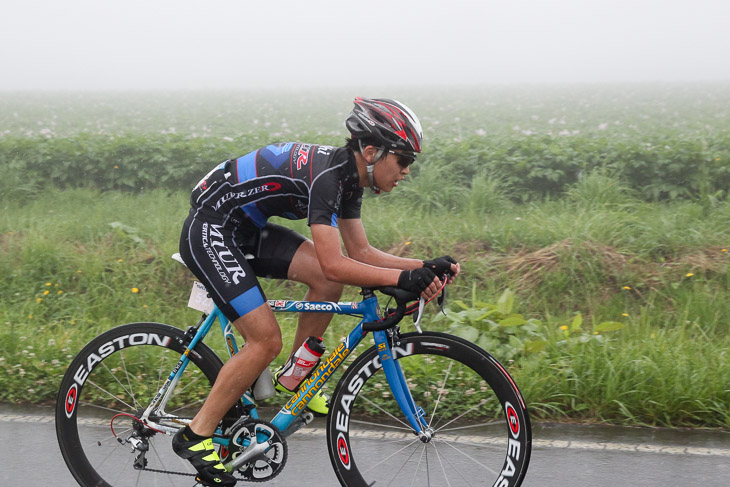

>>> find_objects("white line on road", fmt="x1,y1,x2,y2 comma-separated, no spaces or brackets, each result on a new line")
13,413,729,458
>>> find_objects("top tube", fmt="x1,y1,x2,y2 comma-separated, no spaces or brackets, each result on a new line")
267,298,370,316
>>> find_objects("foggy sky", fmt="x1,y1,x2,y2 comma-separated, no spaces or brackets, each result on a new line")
1,0,729,91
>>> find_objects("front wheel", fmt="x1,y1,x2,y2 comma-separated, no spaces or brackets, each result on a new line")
326,331,531,487
56,322,242,487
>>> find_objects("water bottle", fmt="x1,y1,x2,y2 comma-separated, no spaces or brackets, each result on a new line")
251,367,275,400
276,336,326,392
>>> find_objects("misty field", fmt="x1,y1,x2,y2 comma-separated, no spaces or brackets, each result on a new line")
1,84,729,428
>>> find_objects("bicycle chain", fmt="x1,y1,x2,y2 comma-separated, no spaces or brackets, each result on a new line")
132,418,281,484
125,415,261,484
138,467,256,484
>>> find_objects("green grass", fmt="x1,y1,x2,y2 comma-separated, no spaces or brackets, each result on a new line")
1,188,728,427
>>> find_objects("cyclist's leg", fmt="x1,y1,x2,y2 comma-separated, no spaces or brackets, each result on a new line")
242,221,344,355
189,304,282,436
180,215,284,428
287,238,344,355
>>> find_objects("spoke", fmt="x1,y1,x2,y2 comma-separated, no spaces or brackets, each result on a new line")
356,394,413,430
78,400,131,417
428,360,454,430
167,397,206,416
432,440,475,487
84,380,136,411
165,374,210,415
97,359,140,411
360,435,422,476
382,441,423,486
410,442,428,487
116,349,141,411
432,399,487,435
350,418,412,432
437,419,503,433
440,438,500,476
147,436,185,480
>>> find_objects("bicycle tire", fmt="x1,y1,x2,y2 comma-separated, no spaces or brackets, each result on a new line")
56,322,242,487
326,331,531,487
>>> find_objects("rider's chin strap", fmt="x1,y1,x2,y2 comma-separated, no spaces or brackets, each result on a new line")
359,140,385,194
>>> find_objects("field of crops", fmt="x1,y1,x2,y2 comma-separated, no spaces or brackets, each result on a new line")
1,83,729,428
2,83,729,200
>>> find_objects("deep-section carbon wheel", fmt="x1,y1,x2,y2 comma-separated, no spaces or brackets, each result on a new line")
56,322,242,487
326,331,531,487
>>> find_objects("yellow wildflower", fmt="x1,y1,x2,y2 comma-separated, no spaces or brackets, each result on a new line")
560,325,569,331
132,288,140,293
43,290,50,296
622,286,631,290
685,273,694,277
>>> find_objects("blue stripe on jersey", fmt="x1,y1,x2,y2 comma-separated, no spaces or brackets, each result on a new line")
236,151,258,182
242,204,268,228
260,143,294,170
330,213,338,227
230,287,265,317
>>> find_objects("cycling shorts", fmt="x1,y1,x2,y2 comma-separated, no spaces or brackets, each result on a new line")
179,211,306,322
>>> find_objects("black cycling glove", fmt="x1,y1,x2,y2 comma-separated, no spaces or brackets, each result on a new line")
422,255,457,278
397,268,437,294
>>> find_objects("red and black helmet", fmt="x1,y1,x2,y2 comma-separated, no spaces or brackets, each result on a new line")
345,97,424,153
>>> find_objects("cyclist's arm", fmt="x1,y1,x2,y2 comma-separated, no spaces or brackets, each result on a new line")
310,223,403,287
338,218,423,270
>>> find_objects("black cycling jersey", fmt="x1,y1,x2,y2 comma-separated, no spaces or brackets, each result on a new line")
191,143,363,229
180,143,363,321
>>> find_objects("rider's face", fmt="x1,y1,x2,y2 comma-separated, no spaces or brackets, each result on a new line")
374,151,411,192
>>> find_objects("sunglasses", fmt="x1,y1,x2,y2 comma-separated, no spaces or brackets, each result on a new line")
387,150,417,168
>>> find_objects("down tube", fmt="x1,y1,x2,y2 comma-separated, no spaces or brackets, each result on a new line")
270,323,368,433
372,330,427,433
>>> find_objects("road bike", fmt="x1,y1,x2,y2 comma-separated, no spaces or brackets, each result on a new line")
56,254,531,486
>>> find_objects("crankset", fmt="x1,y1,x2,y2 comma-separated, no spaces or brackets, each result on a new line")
221,418,288,482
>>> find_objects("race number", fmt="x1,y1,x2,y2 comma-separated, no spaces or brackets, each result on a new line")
188,281,214,314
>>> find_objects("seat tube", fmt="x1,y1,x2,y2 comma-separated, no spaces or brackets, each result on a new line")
372,330,426,433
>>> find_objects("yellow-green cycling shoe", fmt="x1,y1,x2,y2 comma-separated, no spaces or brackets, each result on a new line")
172,426,236,486
274,372,330,416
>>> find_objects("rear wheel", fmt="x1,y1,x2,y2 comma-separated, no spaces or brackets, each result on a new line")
56,322,242,487
326,331,531,487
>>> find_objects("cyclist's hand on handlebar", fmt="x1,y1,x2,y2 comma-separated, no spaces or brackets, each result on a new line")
423,255,460,281
398,268,440,299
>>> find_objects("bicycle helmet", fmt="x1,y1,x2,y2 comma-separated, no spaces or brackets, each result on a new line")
346,97,423,153
346,97,424,193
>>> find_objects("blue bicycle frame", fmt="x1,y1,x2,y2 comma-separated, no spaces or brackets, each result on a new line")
160,289,428,447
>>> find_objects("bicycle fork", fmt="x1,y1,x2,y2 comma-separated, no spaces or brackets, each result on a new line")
372,329,432,441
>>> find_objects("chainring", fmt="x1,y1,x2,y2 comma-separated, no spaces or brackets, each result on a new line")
222,419,288,482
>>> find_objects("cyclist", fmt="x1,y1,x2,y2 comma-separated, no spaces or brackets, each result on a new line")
173,97,460,486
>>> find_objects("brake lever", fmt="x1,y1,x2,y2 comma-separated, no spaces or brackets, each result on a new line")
412,297,425,333
437,275,449,315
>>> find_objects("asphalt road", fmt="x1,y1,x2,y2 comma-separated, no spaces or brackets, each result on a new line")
3,404,729,486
